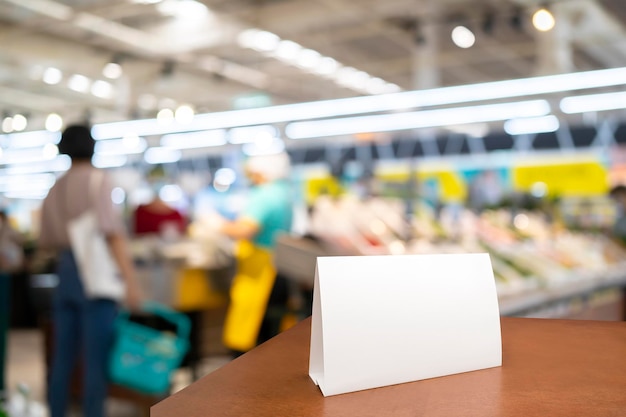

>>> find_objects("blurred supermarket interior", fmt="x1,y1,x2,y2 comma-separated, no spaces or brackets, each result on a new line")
2,0,626,415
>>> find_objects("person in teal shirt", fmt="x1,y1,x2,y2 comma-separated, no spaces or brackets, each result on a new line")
219,152,293,353
220,152,293,248
242,176,293,249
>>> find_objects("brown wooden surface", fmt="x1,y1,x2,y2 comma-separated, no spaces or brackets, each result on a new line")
151,317,626,417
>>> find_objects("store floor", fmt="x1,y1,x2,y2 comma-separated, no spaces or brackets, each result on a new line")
6,312,233,417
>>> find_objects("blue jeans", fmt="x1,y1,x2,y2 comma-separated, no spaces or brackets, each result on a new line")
47,250,117,417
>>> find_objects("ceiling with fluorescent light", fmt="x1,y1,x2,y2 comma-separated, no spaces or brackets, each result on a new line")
0,0,625,134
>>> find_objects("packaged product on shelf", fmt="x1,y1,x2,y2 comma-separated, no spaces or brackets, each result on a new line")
304,196,626,302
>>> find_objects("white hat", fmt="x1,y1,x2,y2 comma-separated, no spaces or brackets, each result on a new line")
245,152,291,181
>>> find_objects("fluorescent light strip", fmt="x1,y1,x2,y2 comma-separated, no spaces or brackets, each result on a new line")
242,138,285,156
92,154,128,169
0,147,58,165
144,147,182,164
228,125,277,144
286,100,551,139
91,66,626,140
504,115,560,136
160,130,227,149
0,130,61,149
560,91,626,114
0,173,56,192
95,137,147,156
446,123,489,138
238,29,399,95
3,191,50,200
3,155,71,175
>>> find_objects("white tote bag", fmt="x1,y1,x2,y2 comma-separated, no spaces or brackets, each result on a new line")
67,170,125,301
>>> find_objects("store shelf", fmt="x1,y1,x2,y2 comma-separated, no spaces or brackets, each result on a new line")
498,265,626,317
276,234,626,321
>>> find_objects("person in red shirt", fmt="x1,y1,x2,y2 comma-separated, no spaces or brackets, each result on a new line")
132,169,188,238
132,197,187,237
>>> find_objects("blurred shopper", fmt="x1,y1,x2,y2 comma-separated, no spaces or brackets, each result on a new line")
216,152,293,355
0,210,23,399
467,170,505,212
132,195,187,238
38,125,142,417
132,167,187,239
609,184,626,245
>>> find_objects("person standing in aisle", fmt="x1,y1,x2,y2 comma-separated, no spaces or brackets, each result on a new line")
216,152,293,355
132,166,188,238
0,210,24,401
38,125,142,417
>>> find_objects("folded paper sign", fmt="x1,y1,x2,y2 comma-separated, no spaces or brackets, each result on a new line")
309,253,502,397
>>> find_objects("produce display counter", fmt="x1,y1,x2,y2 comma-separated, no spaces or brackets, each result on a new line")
151,317,626,417
498,268,626,319
275,235,626,321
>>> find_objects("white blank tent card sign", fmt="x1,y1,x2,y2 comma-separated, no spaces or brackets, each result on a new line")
308,253,502,397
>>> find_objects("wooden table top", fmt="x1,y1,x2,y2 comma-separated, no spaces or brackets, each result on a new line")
151,317,626,417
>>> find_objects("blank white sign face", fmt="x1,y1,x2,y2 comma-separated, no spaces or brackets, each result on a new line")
309,253,502,397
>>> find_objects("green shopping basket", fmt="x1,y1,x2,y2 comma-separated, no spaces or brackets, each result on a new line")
109,301,190,395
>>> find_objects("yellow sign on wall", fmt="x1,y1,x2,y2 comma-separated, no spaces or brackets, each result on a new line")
512,160,609,196
376,167,467,203
417,171,467,203
304,176,344,204
303,156,609,206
